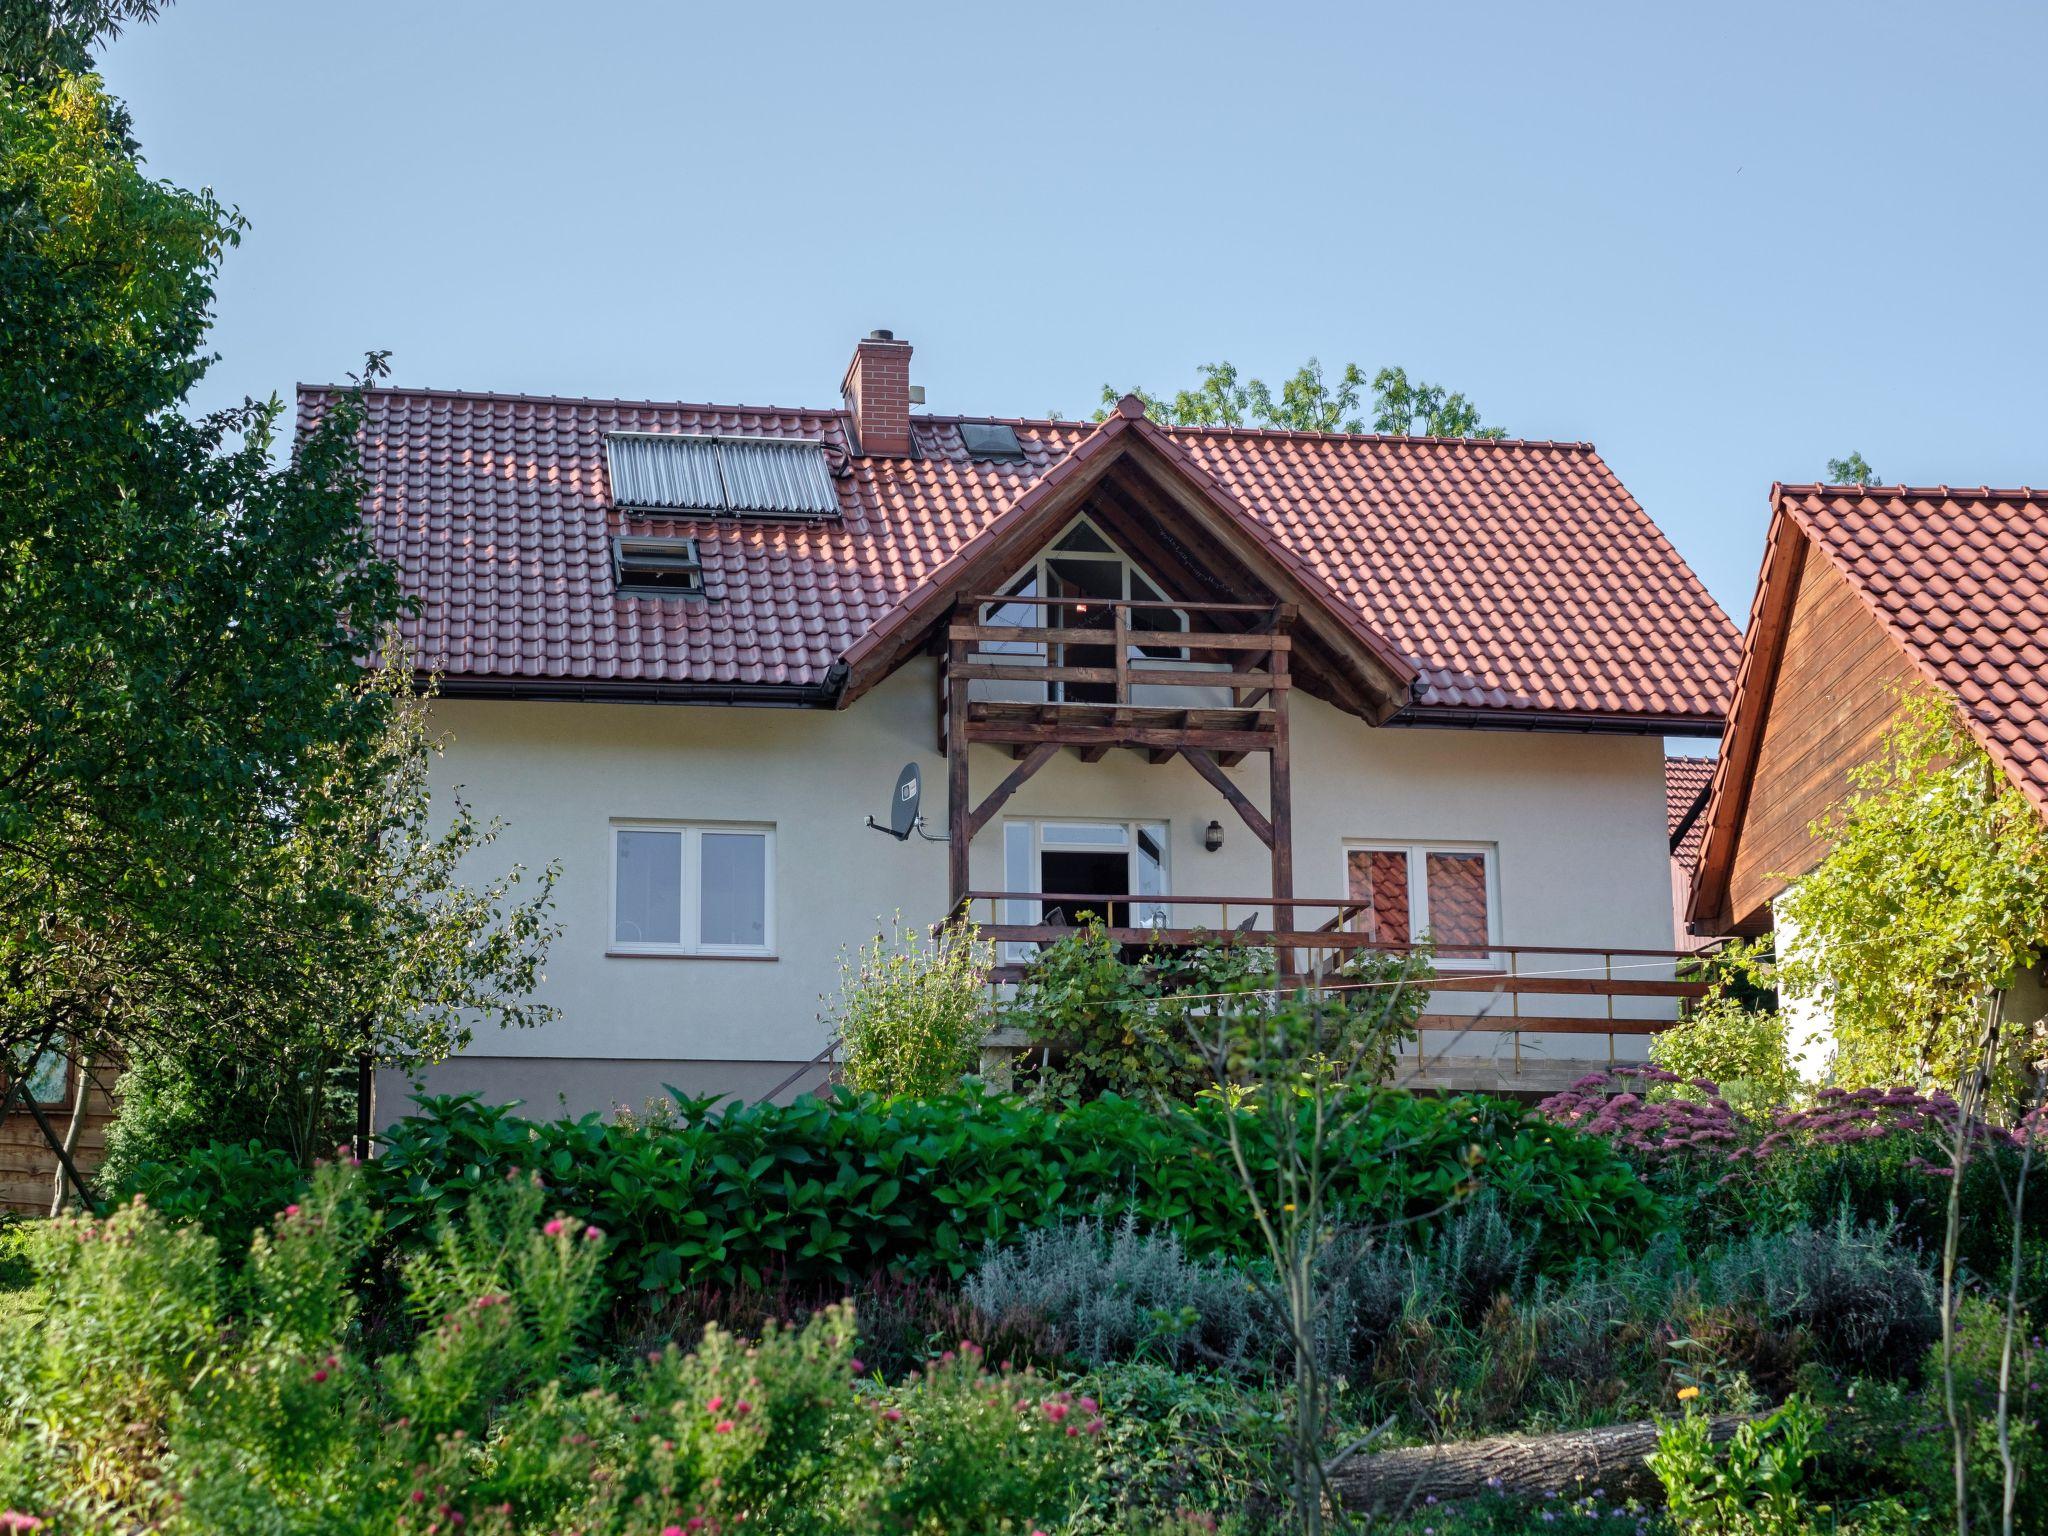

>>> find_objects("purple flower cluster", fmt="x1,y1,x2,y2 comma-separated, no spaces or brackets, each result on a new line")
1537,1068,1746,1164
1539,1072,2042,1171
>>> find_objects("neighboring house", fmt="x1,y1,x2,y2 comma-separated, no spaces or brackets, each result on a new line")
1665,754,1715,952
1686,484,2048,1062
307,331,1742,1121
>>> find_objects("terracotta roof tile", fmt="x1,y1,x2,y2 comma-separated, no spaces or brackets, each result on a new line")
301,386,1741,722
1666,754,1716,873
1781,485,2048,818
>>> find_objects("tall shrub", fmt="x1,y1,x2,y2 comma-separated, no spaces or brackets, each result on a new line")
827,914,993,1098
1775,689,2048,1093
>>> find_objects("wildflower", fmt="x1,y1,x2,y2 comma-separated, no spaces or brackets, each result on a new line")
850,1358,866,1375
884,1407,903,1422
707,1395,725,1413
1676,1385,1700,1402
311,1368,328,1384
0,1514,44,1532
583,1224,603,1242
543,1217,569,1237
713,1420,735,1434
1043,1401,1070,1424
283,1204,301,1219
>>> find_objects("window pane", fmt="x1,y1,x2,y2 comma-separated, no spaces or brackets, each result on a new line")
1054,521,1116,553
11,1046,66,1105
1346,849,1411,944
981,569,1043,654
700,832,768,948
1136,823,1168,926
1425,852,1490,953
1040,822,1129,846
615,830,682,944
1003,822,1037,963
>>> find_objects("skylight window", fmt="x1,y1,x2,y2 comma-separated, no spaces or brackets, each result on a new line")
613,536,704,597
958,422,1027,461
605,433,838,518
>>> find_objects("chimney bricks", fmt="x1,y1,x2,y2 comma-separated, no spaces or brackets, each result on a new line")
842,329,913,457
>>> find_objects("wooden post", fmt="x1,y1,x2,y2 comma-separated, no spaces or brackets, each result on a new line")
1113,599,1132,709
947,630,971,916
355,1051,374,1161
1268,635,1295,981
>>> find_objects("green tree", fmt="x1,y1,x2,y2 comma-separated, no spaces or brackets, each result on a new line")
1774,689,2048,1093
1827,451,1880,484
101,646,563,1177
0,7,520,1182
1098,357,1506,437
1368,365,1506,438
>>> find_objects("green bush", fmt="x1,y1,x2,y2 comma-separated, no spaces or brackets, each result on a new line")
117,1139,308,1258
370,1086,1666,1297
0,1161,1098,1535
828,914,995,1098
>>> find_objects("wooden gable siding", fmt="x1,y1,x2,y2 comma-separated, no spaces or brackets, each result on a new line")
1723,535,1920,930
0,1074,115,1216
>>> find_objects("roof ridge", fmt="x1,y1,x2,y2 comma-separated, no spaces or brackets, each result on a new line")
1777,482,2045,501
309,386,1592,453
298,382,850,419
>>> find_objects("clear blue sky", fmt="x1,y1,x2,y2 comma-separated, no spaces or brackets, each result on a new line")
102,0,2047,625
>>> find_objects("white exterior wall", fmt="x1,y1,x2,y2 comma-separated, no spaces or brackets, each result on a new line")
393,662,1676,1118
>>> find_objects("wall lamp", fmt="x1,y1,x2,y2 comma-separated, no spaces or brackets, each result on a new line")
1203,820,1225,853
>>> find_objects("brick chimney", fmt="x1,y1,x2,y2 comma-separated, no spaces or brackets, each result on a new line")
841,329,913,457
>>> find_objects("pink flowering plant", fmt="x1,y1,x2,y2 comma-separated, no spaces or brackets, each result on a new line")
0,1160,1103,1535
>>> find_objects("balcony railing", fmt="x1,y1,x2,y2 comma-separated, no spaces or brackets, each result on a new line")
963,890,1713,1091
947,596,1291,749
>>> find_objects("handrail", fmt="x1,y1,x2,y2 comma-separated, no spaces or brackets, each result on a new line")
962,593,1283,616
964,891,1708,960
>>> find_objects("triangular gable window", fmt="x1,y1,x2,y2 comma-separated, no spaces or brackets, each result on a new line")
976,516,1188,679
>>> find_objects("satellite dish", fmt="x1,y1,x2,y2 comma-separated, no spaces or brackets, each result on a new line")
888,762,921,839
867,762,939,842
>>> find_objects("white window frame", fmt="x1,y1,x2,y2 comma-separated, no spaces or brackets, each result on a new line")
609,820,776,958
1339,839,1500,969
976,514,1190,680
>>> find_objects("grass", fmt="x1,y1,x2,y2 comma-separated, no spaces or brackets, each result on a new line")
0,1215,49,1328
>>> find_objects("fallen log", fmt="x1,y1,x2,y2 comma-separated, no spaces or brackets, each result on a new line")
1328,1412,1757,1511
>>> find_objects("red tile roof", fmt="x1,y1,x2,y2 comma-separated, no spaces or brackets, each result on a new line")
1777,486,2048,817
1687,484,2048,929
1665,754,1715,873
303,385,1740,724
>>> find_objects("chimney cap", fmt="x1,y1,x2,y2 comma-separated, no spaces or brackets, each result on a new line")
866,328,897,342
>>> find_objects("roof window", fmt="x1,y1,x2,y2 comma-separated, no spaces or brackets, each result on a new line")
606,433,838,517
958,421,1027,461
614,536,704,598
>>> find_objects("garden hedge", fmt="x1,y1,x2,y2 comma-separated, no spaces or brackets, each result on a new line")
366,1087,1664,1295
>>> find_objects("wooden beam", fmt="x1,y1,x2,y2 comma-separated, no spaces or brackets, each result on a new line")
1269,665,1295,977
967,722,1275,753
968,742,1060,838
947,638,971,915
1180,748,1274,848
1077,745,1110,763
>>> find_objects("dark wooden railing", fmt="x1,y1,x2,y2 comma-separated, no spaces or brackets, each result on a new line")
964,890,1712,1083
948,594,1291,712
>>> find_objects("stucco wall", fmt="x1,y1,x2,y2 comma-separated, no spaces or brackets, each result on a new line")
382,665,1677,1120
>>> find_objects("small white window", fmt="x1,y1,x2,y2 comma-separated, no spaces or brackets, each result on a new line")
9,1045,68,1106
612,823,774,956
1343,841,1498,966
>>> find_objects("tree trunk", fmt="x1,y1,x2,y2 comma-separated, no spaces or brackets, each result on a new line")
49,1049,92,1216
1328,1413,1757,1511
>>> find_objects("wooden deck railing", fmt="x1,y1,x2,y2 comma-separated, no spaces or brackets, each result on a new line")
948,594,1291,713
964,890,1712,1084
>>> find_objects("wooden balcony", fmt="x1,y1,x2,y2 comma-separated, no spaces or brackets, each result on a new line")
943,596,1302,918
964,890,1714,1096
945,594,1291,759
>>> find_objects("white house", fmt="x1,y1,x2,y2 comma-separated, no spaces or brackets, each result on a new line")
305,331,1741,1122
